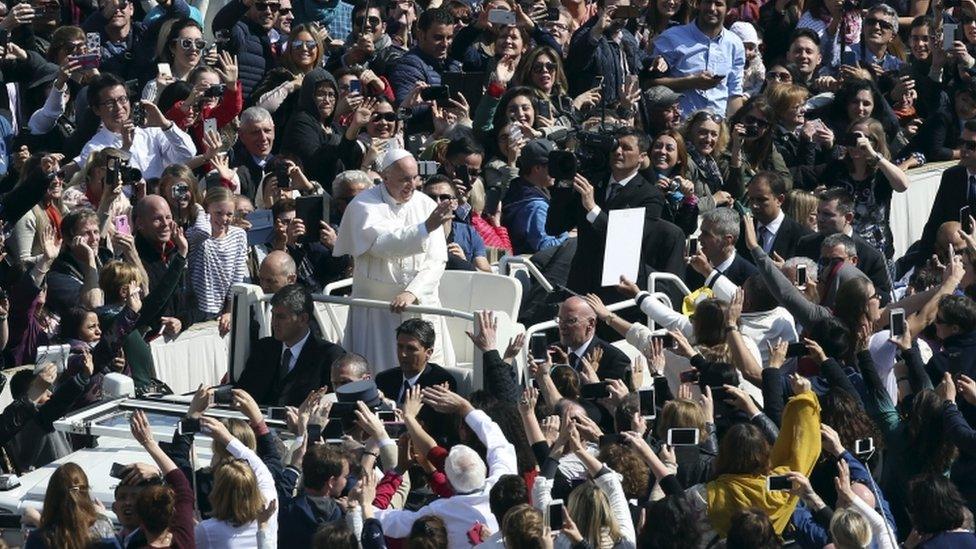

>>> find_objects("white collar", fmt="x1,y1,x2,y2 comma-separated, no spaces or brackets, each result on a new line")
282,329,311,362
610,171,639,188
571,336,595,358
758,211,785,234
714,251,737,273
403,366,427,386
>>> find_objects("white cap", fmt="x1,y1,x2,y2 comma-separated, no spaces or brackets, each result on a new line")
730,21,760,45
378,148,414,172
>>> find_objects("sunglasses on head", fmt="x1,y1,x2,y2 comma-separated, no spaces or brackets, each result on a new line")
173,38,206,51
255,1,280,11
865,17,894,31
291,39,317,50
371,112,398,122
532,61,557,73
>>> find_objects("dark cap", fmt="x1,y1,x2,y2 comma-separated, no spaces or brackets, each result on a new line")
335,380,383,409
517,138,556,169
645,86,682,110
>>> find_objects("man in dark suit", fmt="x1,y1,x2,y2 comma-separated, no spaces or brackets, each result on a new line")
736,171,811,262
919,120,976,259
236,283,345,406
686,207,758,290
556,296,631,381
546,127,669,300
795,188,892,303
375,318,457,440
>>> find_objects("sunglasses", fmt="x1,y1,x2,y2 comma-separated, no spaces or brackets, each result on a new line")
354,15,382,26
173,38,207,51
743,114,770,127
864,17,894,31
532,61,557,73
291,39,317,50
255,1,280,11
371,112,398,122
428,193,456,202
279,7,292,14
766,71,791,81
693,112,724,124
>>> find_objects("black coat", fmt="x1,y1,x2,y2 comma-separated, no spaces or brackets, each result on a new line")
795,232,893,303
736,215,812,265
546,173,668,297
375,363,458,440
919,165,971,259
236,332,346,406
568,337,631,382
685,252,758,291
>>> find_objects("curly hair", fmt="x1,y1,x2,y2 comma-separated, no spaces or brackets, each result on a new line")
598,444,649,500
819,389,885,454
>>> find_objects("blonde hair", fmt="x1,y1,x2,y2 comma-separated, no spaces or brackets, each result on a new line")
655,398,708,440
568,481,622,548
203,186,235,211
211,419,257,468
784,189,818,227
829,507,873,549
209,459,265,526
766,83,809,124
98,260,145,302
502,504,546,549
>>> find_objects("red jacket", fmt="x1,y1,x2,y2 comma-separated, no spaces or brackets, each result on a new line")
166,81,244,153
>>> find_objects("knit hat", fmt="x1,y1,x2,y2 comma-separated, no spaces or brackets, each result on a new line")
730,21,760,45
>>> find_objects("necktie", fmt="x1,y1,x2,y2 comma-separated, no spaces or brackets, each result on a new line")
760,226,774,253
280,348,292,380
399,380,411,403
569,353,580,370
607,182,623,203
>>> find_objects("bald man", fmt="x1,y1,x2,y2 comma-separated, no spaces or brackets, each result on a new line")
258,251,298,294
133,194,194,330
333,149,456,371
556,296,631,381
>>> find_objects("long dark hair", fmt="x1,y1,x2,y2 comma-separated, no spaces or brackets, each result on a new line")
907,390,957,475
730,95,775,172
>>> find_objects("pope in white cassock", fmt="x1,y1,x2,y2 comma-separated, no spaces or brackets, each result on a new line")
333,148,457,372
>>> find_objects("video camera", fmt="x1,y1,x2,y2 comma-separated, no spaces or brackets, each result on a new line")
547,127,619,183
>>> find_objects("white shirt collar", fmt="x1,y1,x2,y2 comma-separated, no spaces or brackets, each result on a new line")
610,171,640,188
714,251,737,273
403,366,427,386
571,336,595,359
281,329,311,372
759,210,786,235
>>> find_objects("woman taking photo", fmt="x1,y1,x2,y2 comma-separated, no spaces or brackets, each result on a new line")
61,148,133,216
252,24,325,133
767,83,834,189
165,56,243,153
683,111,734,211
645,130,699,235
25,463,116,548
512,46,577,125
821,117,908,260
187,187,248,328
158,164,204,231
817,78,903,155
728,95,793,196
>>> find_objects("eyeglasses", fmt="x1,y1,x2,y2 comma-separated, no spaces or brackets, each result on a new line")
864,17,894,31
315,90,337,100
255,1,280,11
173,38,207,51
427,193,456,202
371,112,398,122
99,95,130,109
766,70,792,81
291,39,317,50
743,114,770,127
278,7,292,14
63,41,86,53
554,316,581,326
354,15,382,26
868,291,882,302
546,22,569,32
532,61,557,73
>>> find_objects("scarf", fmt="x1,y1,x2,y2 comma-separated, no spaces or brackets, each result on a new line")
44,205,62,239
688,144,723,192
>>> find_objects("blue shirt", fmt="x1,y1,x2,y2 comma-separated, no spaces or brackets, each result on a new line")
848,45,905,73
450,220,486,263
297,0,354,42
652,22,746,116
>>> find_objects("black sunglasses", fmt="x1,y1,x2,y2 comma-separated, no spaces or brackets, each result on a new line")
354,15,382,26
255,1,280,11
428,193,456,202
865,17,894,31
278,7,292,14
371,112,398,122
744,114,770,127
532,61,557,73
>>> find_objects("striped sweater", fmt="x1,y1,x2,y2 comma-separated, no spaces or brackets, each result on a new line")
187,217,248,315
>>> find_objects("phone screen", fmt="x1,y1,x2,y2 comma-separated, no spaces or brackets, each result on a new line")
638,389,655,417
687,237,699,256
581,382,610,400
961,206,972,233
667,428,699,446
796,264,807,288
530,333,547,363
547,500,564,529
767,475,792,491
890,309,905,337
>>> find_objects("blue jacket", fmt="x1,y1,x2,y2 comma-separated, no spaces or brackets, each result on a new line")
228,17,274,101
566,16,646,104
389,47,461,105
928,331,976,426
501,177,568,255
278,492,344,547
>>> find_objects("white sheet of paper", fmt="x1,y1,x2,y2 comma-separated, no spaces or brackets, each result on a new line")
602,207,646,287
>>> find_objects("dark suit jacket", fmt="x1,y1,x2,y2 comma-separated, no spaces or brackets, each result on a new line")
546,173,668,296
919,165,971,258
736,215,812,264
236,332,345,407
795,232,893,303
375,363,458,440
685,252,759,290
570,337,631,382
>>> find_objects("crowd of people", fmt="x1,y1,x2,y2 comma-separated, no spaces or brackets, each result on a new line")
7,0,976,545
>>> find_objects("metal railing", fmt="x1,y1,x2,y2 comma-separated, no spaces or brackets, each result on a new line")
498,255,555,293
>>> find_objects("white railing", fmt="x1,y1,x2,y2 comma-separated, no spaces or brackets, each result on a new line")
498,255,555,293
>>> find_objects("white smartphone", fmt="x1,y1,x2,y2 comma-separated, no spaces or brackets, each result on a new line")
639,389,655,419
889,308,906,338
796,263,808,290
488,9,517,25
545,499,564,529
157,62,172,79
203,117,218,135
855,437,875,455
667,428,699,446
944,23,958,51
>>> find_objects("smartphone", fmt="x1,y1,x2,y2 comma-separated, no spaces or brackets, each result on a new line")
944,23,958,51
841,50,857,66
961,205,972,233
546,6,559,20
766,475,792,491
890,308,906,338
307,423,322,442
667,427,699,446
546,499,564,529
177,416,201,435
418,160,439,177
377,410,397,422
679,369,699,383
455,165,471,189
86,32,100,54
581,381,611,400
268,407,288,421
855,437,875,455
488,8,517,24
599,433,625,446
323,419,344,441
687,236,699,256
71,53,100,69
420,85,450,103
113,215,131,236
203,117,218,135
594,76,605,88
709,385,729,403
786,342,808,358
203,84,227,98
638,389,655,418
109,463,128,479
329,402,357,419
157,62,172,79
536,100,552,119
213,385,233,405
131,101,146,127
652,333,675,349
796,263,808,290
530,333,548,363
349,79,362,94
484,186,502,217
385,422,407,437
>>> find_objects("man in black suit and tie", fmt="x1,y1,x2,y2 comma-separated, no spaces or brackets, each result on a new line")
795,188,892,303
375,318,457,440
736,172,811,262
919,120,976,259
687,208,758,290
236,284,346,407
556,296,631,382
545,127,669,300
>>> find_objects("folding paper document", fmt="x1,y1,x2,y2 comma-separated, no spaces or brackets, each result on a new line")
602,207,645,287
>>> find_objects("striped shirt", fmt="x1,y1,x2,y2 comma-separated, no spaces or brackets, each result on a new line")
187,215,248,315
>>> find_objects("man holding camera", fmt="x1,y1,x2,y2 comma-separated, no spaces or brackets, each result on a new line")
651,0,746,117
566,0,643,104
546,127,668,298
